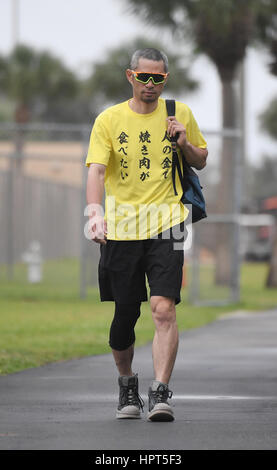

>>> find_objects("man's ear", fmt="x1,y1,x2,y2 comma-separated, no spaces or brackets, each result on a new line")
126,69,133,85
164,72,170,86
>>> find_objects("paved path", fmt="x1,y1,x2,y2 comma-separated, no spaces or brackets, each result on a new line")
1,309,277,450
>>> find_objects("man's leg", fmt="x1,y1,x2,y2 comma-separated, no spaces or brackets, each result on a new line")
111,343,134,377
109,302,144,419
150,295,178,384
98,239,147,419
147,295,178,421
109,302,141,367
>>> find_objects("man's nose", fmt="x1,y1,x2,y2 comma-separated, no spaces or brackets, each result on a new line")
145,78,155,87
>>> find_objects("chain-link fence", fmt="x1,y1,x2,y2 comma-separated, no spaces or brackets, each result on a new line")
0,122,100,298
184,129,244,305
1,122,262,304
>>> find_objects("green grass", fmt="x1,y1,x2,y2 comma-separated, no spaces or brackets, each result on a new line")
0,260,276,375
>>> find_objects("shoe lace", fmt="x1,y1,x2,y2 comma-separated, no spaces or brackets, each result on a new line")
123,385,145,411
152,384,173,403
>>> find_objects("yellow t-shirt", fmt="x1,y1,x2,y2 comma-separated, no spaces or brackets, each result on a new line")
86,98,207,240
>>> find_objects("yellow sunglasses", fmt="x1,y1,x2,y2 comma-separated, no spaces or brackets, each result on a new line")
131,70,168,85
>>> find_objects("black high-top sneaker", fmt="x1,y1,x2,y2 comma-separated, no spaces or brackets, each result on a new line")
147,381,174,422
116,374,144,419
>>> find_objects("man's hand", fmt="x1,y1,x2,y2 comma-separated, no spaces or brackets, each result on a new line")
166,116,208,170
88,215,107,245
86,163,107,244
166,116,187,150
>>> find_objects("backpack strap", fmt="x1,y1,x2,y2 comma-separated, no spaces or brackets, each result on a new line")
165,99,186,196
165,99,176,118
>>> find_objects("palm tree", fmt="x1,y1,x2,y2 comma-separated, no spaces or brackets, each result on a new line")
35,51,87,123
256,0,277,75
125,0,275,285
5,45,79,123
0,45,80,163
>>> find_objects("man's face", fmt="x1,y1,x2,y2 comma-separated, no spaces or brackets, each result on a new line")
126,58,168,104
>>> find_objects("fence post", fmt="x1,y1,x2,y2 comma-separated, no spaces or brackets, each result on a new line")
80,130,89,299
230,133,243,303
6,152,14,279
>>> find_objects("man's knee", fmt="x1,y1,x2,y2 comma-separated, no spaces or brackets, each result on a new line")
150,296,176,326
109,302,141,350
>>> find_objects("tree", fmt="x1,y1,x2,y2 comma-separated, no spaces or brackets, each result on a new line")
85,36,198,113
0,38,198,126
0,45,84,171
259,96,277,288
260,97,277,140
34,51,93,124
0,45,80,124
245,154,277,214
257,0,277,288
125,0,276,286
256,0,277,75
0,55,12,121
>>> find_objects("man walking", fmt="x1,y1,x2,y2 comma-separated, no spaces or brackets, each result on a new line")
86,48,207,421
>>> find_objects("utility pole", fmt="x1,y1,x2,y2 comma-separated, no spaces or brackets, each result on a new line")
239,58,247,208
7,0,20,280
12,0,19,49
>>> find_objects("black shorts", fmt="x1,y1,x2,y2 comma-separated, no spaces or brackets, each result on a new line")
98,223,187,305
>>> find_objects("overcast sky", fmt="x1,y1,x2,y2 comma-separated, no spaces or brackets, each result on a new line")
0,0,276,164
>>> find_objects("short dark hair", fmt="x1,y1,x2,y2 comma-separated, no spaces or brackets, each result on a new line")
130,48,168,73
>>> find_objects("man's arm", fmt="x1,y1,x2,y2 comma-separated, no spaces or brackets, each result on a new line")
167,116,208,170
86,163,107,244
179,141,208,170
